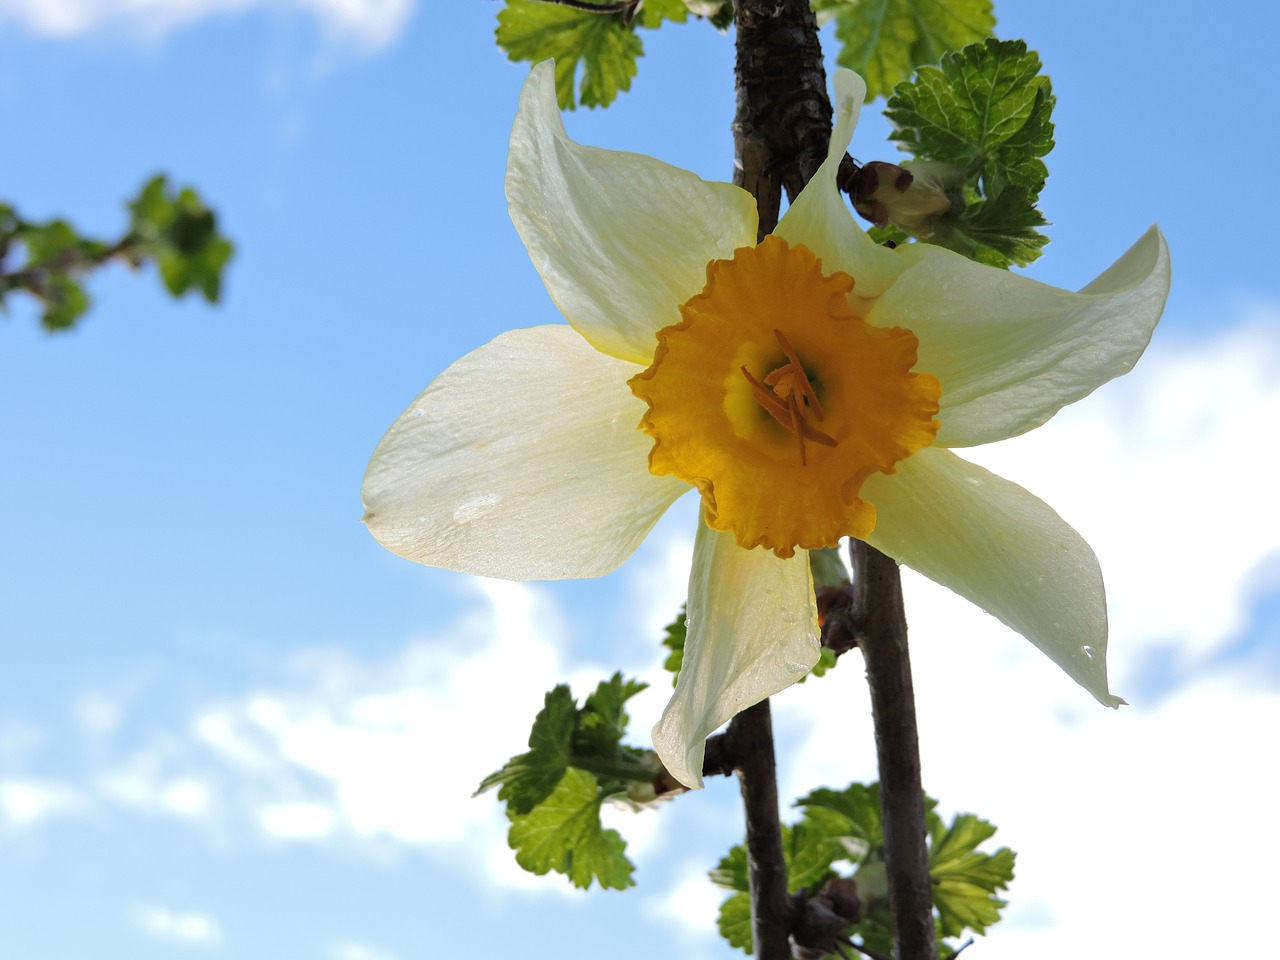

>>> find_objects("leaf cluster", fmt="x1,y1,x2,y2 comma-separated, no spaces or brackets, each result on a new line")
477,673,658,889
0,175,232,331
712,782,1015,956
884,38,1055,266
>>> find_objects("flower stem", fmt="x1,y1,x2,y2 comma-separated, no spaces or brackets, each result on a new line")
849,540,937,960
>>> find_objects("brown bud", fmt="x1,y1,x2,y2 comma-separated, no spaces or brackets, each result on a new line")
850,160,958,238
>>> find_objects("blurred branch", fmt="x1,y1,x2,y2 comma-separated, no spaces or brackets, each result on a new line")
1,175,232,332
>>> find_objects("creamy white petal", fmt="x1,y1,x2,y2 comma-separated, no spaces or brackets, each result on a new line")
776,69,904,300
873,226,1171,447
362,325,687,580
506,61,759,366
863,447,1121,706
653,519,821,788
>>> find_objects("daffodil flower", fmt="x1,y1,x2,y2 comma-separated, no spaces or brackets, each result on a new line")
362,62,1170,789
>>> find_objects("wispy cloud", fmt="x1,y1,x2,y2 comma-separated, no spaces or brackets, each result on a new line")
0,778,87,827
133,905,224,946
0,0,414,53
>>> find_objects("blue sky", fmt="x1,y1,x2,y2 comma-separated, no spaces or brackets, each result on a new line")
1,1,1278,958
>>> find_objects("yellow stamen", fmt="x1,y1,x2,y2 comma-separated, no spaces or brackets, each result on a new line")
742,329,837,466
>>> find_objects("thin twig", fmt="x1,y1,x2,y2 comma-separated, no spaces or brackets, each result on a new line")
528,0,642,23
729,701,794,960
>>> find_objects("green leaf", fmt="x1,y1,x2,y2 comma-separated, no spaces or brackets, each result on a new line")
710,841,750,892
716,892,753,953
476,685,577,815
660,606,687,685
928,813,1015,937
883,38,1056,266
822,0,994,101
41,274,90,331
636,0,689,27
712,783,1015,955
574,672,648,759
497,0,644,110
507,766,635,890
796,783,884,854
885,39,1053,197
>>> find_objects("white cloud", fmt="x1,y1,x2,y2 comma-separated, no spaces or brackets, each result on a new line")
97,752,216,821
133,905,223,946
0,778,87,827
0,0,414,52
186,579,572,856
645,861,723,938
257,800,338,839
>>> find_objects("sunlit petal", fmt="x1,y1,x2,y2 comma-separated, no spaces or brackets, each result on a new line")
362,325,687,580
506,60,759,365
864,447,1122,706
874,227,1171,446
653,518,821,788
776,69,904,300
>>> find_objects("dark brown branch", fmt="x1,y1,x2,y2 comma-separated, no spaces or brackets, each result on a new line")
732,0,832,236
730,701,794,960
848,540,936,960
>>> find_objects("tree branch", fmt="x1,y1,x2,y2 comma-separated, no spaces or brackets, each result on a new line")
848,540,936,960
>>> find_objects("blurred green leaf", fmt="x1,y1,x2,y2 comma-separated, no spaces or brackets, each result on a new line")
660,606,687,685
817,0,994,100
2,175,231,332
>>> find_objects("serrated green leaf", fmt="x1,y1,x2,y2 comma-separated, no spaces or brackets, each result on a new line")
929,813,1015,937
575,672,648,758
796,783,884,852
716,891,753,953
713,784,1015,955
507,767,635,890
660,606,687,685
477,685,577,815
883,38,1055,266
885,39,1053,196
826,0,994,101
788,818,845,890
497,0,644,110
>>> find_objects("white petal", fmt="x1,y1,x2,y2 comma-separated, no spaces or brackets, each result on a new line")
653,519,821,788
874,226,1171,446
863,447,1121,706
776,69,904,299
362,325,687,580
506,61,759,366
